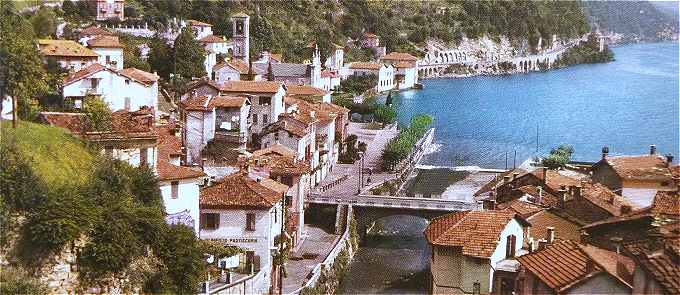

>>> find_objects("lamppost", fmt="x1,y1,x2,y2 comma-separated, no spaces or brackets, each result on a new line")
357,151,364,194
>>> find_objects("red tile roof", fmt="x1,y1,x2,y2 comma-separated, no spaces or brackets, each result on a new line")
625,238,680,294
579,181,638,217
393,61,416,68
349,62,382,70
119,68,159,85
220,81,283,94
252,144,297,159
80,26,115,37
518,240,634,292
200,172,287,209
250,144,310,176
527,209,583,242
497,199,544,218
321,70,338,78
63,63,107,85
39,109,157,141
424,210,528,258
182,95,248,111
38,39,99,58
199,35,226,43
382,52,418,61
187,19,212,27
286,85,330,97
155,125,206,181
601,155,673,182
648,190,680,216
87,35,123,48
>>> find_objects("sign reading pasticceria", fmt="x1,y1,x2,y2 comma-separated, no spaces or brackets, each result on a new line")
228,238,258,243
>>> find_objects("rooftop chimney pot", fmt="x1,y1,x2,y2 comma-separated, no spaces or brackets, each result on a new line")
666,154,674,166
547,227,555,244
602,146,609,159
650,145,657,155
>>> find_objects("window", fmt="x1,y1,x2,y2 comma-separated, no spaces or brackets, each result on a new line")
140,148,148,167
262,114,268,124
171,181,179,199
246,213,256,231
106,55,111,64
125,79,130,85
253,114,258,124
202,213,219,230
506,235,516,258
258,96,271,105
90,78,99,89
124,97,131,110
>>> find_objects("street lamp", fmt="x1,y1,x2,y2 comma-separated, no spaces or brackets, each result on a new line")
357,151,364,194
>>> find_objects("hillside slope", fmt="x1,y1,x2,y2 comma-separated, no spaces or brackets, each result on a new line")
582,0,679,42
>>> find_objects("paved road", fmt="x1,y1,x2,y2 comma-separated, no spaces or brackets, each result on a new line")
282,225,338,294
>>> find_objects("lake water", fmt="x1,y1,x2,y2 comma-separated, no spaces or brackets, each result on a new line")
338,42,679,294
392,42,679,168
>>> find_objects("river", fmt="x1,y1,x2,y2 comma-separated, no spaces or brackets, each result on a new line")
338,42,679,294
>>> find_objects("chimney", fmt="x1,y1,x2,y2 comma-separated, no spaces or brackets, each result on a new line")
580,231,590,244
558,189,567,208
503,175,511,183
650,144,657,155
620,205,632,215
666,154,674,166
542,166,548,184
512,172,519,181
256,178,261,182
573,185,582,201
528,237,535,253
601,146,609,159
537,239,548,250
546,227,555,244
611,237,623,254
537,186,543,204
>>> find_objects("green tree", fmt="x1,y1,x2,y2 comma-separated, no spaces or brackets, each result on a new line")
374,104,397,124
29,7,57,38
61,0,79,19
542,145,575,170
0,1,50,120
82,95,112,132
173,27,206,79
147,36,173,78
157,225,207,294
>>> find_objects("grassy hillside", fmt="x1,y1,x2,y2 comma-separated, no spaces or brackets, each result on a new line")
1,121,96,189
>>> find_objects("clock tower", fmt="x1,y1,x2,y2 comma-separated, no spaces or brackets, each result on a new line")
231,13,250,64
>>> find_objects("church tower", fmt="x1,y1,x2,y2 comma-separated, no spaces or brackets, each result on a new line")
231,13,250,63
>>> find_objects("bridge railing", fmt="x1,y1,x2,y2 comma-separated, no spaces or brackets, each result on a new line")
307,192,481,212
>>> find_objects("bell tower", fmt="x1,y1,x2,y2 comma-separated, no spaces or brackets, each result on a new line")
231,13,250,63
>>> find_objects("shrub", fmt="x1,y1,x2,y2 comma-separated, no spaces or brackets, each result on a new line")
541,145,575,170
381,114,433,170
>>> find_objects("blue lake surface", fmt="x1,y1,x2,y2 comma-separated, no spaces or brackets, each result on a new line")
393,42,679,169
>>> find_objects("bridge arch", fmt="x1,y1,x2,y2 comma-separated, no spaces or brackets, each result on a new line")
353,206,452,242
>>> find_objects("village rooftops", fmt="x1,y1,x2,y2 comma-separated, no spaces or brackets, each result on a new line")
580,189,680,231
624,233,680,295
79,26,115,37
250,144,311,176
39,109,157,141
199,35,227,43
286,85,330,97
182,95,249,112
219,80,284,94
424,210,530,258
200,172,288,210
63,64,158,86
87,35,123,48
155,125,206,181
263,112,316,138
253,62,310,78
382,52,418,62
517,240,635,293
597,154,674,182
349,62,383,70
187,19,212,27
527,209,584,242
38,39,99,58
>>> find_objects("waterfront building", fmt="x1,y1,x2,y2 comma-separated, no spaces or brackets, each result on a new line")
381,52,419,89
424,210,530,294
155,125,206,234
250,144,311,248
592,145,676,208
37,39,99,72
516,240,635,294
348,62,395,93
199,172,288,293
180,94,250,167
39,109,157,170
95,0,125,21
62,64,159,115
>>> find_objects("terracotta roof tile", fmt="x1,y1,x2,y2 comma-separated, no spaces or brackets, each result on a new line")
199,35,226,43
424,211,525,257
393,61,416,68
349,62,382,70
182,95,212,111
38,39,99,57
649,190,680,216
286,85,330,97
208,96,248,108
579,181,638,217
250,144,310,176
528,210,583,242
119,68,159,85
602,155,673,181
219,81,283,94
155,125,206,181
80,26,115,37
625,238,680,294
382,52,418,61
200,172,287,209
87,35,123,48
497,199,544,218
39,109,157,141
187,19,212,27
252,144,296,159
63,63,107,85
